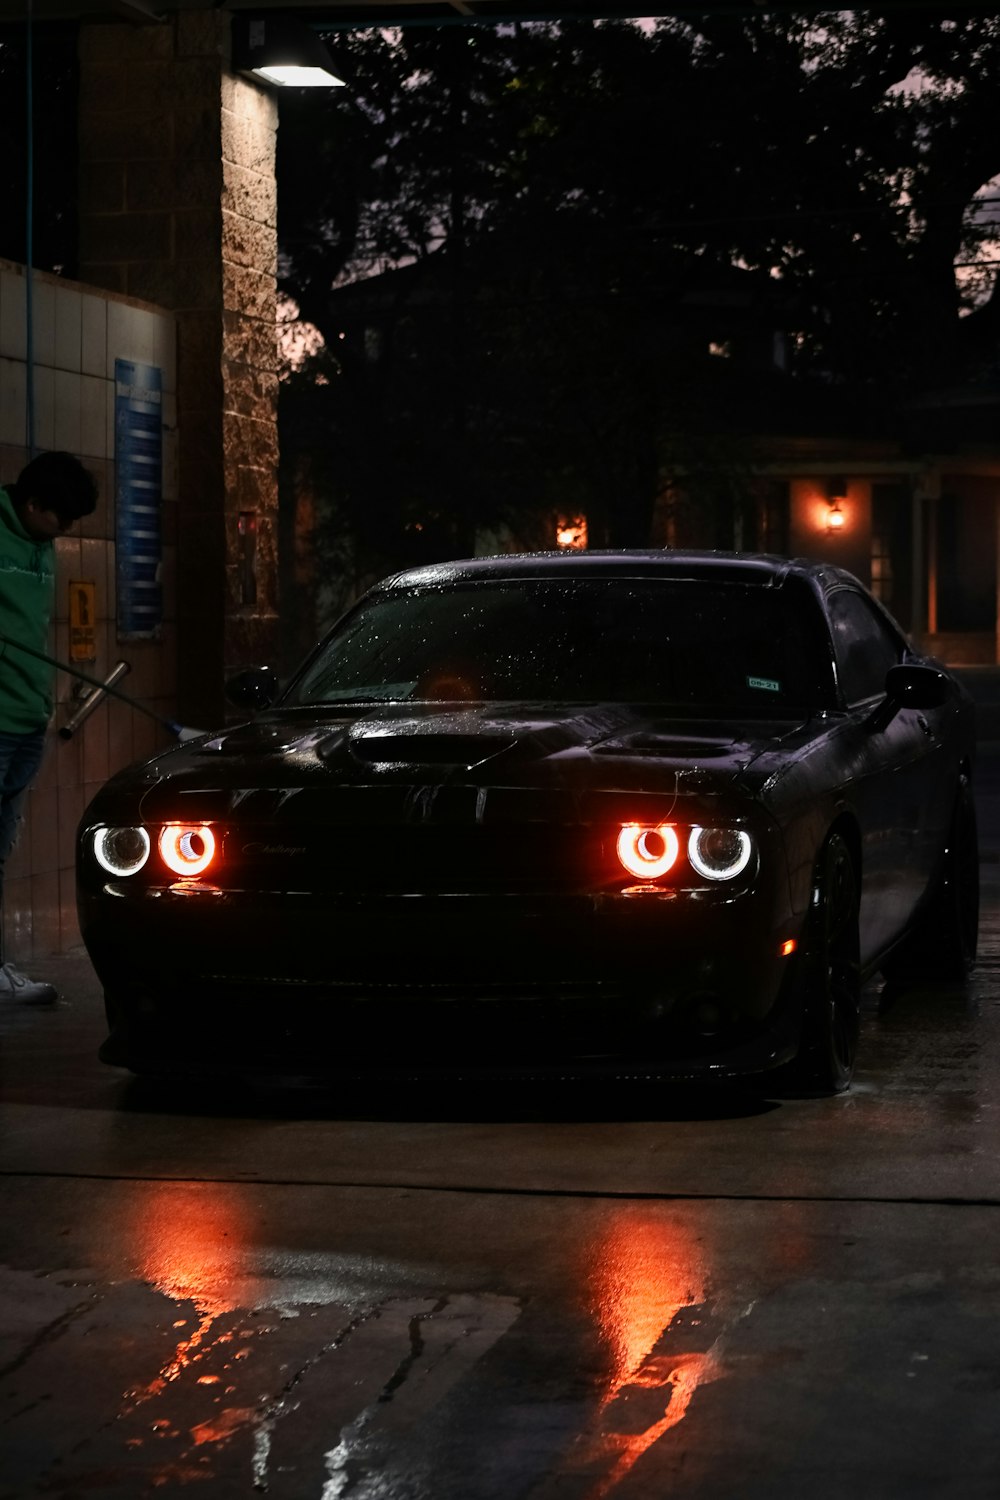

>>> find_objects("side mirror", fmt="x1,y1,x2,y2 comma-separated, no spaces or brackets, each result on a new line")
866,663,950,732
226,665,279,712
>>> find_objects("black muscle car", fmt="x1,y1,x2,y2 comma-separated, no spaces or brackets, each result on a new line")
77,551,979,1092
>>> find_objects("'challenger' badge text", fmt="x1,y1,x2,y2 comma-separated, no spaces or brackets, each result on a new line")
242,842,307,856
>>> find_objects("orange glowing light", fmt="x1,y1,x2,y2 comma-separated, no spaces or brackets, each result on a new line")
826,502,845,531
158,823,216,876
617,823,679,880
556,514,588,550
780,938,797,957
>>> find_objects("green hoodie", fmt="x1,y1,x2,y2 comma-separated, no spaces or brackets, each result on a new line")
0,485,56,733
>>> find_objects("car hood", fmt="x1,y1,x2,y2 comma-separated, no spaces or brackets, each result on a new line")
97,703,818,823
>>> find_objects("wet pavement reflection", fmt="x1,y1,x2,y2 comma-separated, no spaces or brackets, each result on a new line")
571,1213,721,1497
6,1182,1000,1499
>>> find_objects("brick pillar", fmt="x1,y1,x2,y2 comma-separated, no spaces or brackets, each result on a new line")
77,9,279,727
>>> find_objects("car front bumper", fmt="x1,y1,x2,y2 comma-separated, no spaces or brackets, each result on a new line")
81,879,807,1080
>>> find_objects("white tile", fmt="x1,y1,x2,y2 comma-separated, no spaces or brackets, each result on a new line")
0,357,27,445
31,365,55,451
28,277,56,370
53,370,82,453
0,270,27,360
81,293,107,378
107,302,158,376
80,375,109,461
138,311,159,369
54,285,83,373
106,301,129,377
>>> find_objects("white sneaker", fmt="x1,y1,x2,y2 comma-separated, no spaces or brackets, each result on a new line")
0,962,58,1005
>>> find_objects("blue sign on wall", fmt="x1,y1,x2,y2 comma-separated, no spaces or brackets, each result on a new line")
115,358,163,640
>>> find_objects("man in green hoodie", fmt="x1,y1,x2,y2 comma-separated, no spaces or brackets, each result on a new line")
0,451,98,1002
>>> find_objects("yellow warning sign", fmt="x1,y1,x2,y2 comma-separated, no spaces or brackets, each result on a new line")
69,581,97,663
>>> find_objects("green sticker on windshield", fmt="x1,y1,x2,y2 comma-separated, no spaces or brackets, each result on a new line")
747,675,781,693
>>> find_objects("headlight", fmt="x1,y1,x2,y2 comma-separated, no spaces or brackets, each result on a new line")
616,822,680,879
688,826,753,881
158,824,217,877
92,825,150,876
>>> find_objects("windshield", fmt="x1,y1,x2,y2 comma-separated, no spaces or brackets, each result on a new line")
286,577,833,715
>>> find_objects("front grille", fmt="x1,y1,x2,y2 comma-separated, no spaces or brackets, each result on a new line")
213,821,607,895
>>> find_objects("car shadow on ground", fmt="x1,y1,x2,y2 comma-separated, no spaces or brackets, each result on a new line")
113,1064,783,1124
7,975,981,1122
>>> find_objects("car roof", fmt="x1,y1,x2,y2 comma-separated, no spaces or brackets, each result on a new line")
382,549,862,593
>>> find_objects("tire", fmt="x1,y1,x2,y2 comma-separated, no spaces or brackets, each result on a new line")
791,832,861,1094
881,775,979,983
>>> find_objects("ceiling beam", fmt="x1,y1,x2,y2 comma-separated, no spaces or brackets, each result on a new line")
1,0,993,24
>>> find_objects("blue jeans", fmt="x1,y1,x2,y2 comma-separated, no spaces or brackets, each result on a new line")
0,727,47,903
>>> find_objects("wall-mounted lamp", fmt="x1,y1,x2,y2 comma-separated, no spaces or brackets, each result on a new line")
826,476,847,532
231,13,346,88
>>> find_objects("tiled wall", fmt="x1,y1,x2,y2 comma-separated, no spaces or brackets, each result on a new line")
0,259,178,960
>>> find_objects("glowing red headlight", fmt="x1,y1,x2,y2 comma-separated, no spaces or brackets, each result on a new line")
158,824,216,877
616,822,680,880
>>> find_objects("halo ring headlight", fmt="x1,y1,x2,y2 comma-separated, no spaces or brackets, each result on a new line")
93,825,150,876
688,826,753,881
158,824,216,877
617,822,680,880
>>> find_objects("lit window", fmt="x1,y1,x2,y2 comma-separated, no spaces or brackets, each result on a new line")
871,531,893,604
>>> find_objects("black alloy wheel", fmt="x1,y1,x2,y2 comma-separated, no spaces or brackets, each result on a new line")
794,831,861,1094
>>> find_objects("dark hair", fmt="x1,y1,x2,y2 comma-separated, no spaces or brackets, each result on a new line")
14,451,99,524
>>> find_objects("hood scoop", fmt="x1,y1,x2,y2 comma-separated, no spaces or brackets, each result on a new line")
339,731,517,769
595,732,737,758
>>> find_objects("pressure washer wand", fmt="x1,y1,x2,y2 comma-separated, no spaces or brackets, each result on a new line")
0,633,205,742
59,660,132,740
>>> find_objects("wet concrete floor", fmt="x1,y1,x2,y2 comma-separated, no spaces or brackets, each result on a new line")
2,754,1000,1498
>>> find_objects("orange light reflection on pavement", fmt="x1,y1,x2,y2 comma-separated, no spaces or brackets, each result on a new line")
580,1209,720,1498
592,1210,708,1397
123,1183,251,1404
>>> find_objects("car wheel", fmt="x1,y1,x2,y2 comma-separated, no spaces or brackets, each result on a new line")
881,775,979,984
793,831,861,1094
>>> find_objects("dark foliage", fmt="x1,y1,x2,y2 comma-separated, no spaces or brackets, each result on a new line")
276,12,1000,614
